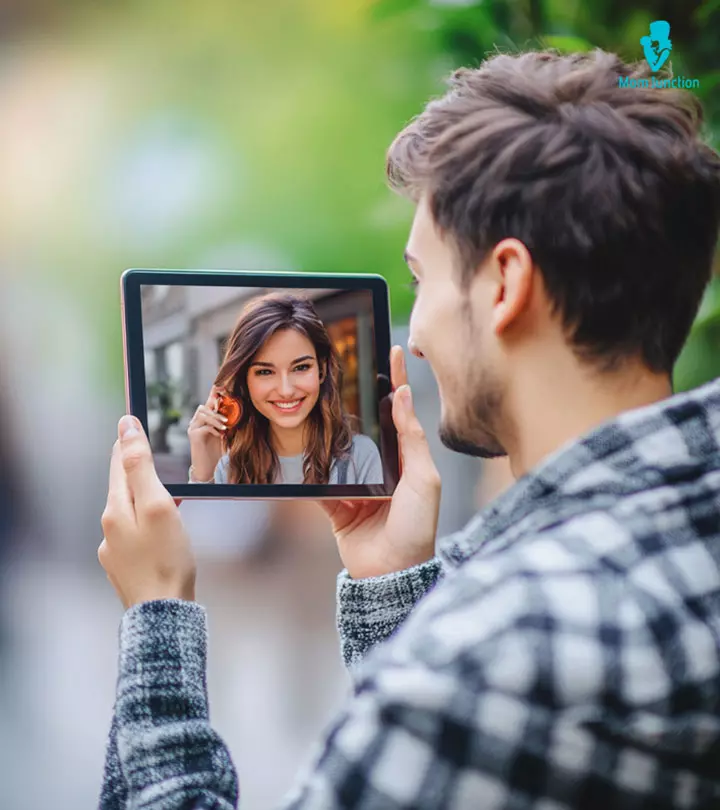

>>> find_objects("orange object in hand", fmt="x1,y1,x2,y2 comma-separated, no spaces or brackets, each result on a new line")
216,392,242,429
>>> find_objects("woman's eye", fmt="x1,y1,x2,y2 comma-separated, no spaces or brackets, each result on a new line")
294,364,311,372
255,369,272,376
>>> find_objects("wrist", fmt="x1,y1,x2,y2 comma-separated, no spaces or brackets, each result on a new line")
346,550,435,580
127,580,196,608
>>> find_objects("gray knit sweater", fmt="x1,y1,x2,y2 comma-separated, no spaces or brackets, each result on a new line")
99,560,442,810
99,379,720,809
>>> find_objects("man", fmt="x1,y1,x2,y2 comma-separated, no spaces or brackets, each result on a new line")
98,49,720,809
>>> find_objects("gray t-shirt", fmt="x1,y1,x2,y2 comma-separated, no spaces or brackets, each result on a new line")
203,434,384,485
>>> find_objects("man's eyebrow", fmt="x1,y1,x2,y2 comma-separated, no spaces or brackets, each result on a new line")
250,355,314,368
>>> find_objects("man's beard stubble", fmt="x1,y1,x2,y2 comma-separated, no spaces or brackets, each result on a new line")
437,300,507,460
438,387,507,460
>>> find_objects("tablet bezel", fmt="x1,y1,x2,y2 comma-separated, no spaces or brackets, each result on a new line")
121,268,399,500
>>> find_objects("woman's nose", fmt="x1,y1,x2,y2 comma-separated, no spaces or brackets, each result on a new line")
277,374,294,398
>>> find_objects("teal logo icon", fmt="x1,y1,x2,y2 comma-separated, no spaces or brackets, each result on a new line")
640,20,672,72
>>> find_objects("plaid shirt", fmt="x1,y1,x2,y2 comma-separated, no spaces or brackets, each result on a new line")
99,379,720,809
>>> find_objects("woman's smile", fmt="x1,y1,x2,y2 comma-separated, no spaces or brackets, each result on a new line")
269,397,306,414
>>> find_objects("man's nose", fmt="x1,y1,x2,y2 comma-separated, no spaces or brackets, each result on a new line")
408,336,424,360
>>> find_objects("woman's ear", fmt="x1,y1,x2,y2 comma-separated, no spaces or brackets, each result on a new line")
319,361,326,383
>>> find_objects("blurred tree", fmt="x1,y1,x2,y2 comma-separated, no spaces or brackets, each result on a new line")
1,0,716,391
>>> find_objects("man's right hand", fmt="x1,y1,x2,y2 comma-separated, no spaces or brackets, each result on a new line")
187,385,227,482
320,346,441,579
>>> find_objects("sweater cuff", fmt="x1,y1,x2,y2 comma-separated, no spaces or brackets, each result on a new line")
336,557,442,670
117,599,209,725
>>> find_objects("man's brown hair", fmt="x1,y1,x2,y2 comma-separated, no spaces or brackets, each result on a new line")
387,50,720,373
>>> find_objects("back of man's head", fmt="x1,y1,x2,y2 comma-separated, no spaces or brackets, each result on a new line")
388,50,720,374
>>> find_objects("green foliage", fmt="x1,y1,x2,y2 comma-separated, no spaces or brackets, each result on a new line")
369,0,720,390
542,35,594,52
13,0,718,391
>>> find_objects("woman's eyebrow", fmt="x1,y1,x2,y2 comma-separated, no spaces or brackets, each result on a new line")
250,355,314,368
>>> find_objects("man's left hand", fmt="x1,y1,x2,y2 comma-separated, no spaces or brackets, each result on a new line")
98,415,196,609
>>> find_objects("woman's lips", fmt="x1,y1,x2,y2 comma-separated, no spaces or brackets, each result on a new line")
270,398,305,414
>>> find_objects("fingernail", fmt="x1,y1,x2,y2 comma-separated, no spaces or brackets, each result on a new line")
221,425,228,430
119,415,140,439
220,415,228,422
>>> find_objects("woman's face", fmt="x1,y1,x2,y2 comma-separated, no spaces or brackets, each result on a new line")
246,328,323,429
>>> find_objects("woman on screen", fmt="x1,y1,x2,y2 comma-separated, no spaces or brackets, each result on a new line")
187,292,384,485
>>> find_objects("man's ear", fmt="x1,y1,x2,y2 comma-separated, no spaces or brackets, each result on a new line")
490,238,534,335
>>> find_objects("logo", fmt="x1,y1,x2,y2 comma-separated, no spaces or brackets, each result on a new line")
617,20,700,89
640,20,672,72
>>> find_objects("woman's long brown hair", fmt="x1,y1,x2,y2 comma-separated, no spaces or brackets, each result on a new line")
214,293,354,484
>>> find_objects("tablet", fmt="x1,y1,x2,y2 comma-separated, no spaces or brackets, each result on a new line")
121,269,399,499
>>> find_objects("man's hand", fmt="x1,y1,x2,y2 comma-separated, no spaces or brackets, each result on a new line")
98,415,196,609
320,346,441,579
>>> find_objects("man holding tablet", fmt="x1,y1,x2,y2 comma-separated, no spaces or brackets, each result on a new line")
98,49,720,809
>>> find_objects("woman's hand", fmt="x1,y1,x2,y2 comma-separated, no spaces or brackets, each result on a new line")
187,385,227,482
319,346,441,579
99,416,196,609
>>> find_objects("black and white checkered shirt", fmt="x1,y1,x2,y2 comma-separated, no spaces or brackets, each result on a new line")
100,379,720,809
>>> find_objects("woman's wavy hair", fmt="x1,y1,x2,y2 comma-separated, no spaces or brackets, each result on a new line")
214,292,354,484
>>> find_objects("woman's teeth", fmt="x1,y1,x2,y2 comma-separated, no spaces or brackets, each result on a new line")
272,399,303,410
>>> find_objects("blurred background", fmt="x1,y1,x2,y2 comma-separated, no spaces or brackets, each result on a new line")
142,283,380,482
0,1,717,808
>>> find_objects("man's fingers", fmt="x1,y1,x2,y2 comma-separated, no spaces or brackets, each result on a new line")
98,539,125,601
118,415,170,512
315,499,353,520
390,345,408,391
98,537,109,567
392,385,424,441
392,385,441,492
314,499,361,531
106,439,133,517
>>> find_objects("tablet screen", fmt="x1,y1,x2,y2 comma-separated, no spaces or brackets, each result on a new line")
124,271,398,498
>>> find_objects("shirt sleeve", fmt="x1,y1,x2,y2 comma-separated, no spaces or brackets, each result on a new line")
335,558,444,672
98,713,127,810
103,569,583,810
105,599,239,809
98,558,444,808
281,562,642,810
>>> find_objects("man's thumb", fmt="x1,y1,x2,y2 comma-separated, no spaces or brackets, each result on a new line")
119,414,141,441
392,385,440,492
393,386,428,453
118,415,163,501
